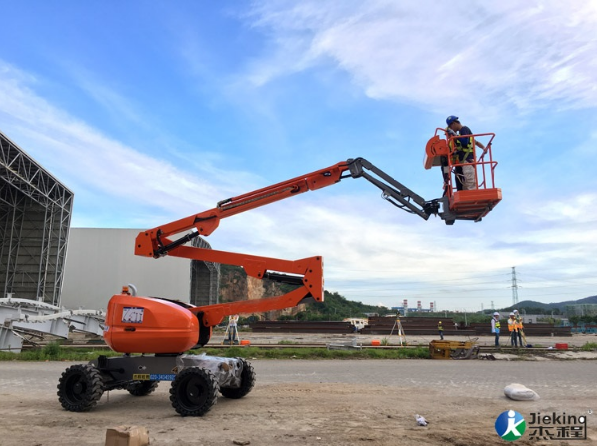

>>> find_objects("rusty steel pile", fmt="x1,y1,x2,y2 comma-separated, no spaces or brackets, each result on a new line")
249,317,572,337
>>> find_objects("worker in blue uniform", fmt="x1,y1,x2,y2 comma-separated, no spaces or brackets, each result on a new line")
445,116,487,191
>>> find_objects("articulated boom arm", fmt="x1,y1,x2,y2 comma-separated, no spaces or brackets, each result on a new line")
347,158,440,219
134,158,442,340
135,160,348,259
135,157,440,260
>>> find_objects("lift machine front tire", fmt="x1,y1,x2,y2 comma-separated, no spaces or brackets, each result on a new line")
57,364,104,412
169,367,219,417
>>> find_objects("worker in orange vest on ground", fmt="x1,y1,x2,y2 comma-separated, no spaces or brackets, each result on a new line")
438,321,444,340
507,313,518,347
513,310,525,346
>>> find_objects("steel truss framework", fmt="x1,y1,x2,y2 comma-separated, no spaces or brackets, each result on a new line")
189,236,220,307
0,131,73,306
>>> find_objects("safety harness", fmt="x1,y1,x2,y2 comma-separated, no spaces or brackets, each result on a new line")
452,136,474,164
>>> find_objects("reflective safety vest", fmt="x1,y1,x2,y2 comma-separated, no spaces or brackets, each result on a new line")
438,323,443,331
508,318,517,332
453,137,474,163
495,321,501,329
515,315,523,330
446,127,475,164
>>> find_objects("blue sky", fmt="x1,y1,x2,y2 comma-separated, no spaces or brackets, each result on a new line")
1,1,596,311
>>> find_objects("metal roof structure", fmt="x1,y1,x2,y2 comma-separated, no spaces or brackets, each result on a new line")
0,130,73,306
0,132,105,352
0,131,219,352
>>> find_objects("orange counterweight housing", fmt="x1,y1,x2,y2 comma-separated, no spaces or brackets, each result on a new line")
104,294,200,354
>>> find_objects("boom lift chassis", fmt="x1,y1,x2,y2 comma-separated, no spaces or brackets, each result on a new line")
57,157,498,416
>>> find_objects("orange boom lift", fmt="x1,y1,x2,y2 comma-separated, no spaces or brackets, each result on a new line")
57,153,500,416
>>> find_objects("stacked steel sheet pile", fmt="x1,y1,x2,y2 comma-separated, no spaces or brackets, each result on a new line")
249,320,355,334
360,317,476,336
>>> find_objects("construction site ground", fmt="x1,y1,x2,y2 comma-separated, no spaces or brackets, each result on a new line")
1,333,596,446
217,330,597,350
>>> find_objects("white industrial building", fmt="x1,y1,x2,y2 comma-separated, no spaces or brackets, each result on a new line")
61,228,190,310
0,130,218,351
61,228,220,311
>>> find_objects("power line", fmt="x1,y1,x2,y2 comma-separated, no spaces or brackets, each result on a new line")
341,290,593,301
330,273,597,290
330,269,510,280
324,266,597,306
328,265,597,283
335,279,597,293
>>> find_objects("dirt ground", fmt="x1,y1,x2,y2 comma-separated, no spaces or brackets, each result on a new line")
1,333,596,446
1,357,596,446
3,380,503,446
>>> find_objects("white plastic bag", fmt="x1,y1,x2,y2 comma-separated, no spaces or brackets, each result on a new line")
504,383,540,401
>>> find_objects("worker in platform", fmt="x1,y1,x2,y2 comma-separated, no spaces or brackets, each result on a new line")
507,312,518,347
445,116,487,191
491,312,501,347
513,310,524,346
438,320,444,340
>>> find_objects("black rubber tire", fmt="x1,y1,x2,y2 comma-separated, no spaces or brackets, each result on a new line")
170,367,219,417
220,358,256,399
57,364,104,412
126,380,159,396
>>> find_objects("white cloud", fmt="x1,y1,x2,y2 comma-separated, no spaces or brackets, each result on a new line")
208,183,597,309
245,1,597,115
70,68,147,128
533,193,597,225
0,61,260,225
2,18,596,312
208,192,524,307
572,131,597,157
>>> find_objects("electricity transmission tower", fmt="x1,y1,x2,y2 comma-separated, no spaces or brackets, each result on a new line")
511,266,519,306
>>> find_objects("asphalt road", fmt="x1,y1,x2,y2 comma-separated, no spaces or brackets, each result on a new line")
2,359,596,402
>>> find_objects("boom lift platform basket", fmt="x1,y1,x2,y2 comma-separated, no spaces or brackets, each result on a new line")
424,129,501,223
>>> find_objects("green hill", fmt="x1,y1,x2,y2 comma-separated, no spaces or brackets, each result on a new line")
280,290,385,321
499,295,597,314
